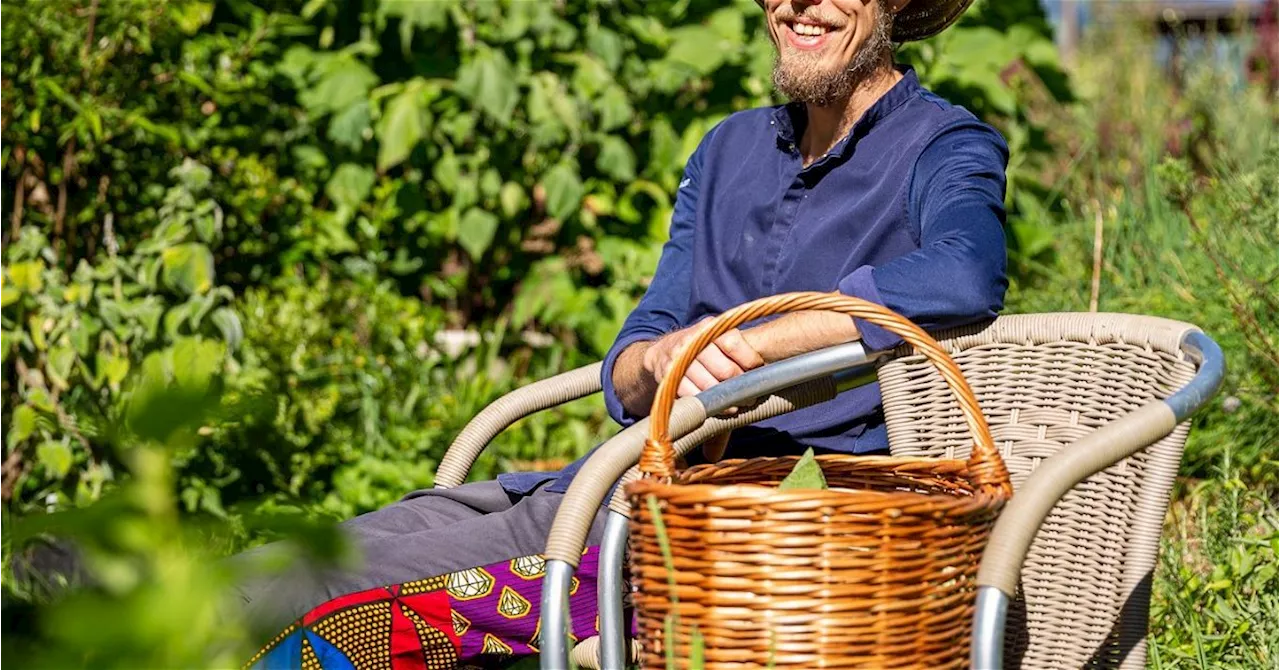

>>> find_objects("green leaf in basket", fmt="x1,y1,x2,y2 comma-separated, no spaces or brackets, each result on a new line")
778,448,827,490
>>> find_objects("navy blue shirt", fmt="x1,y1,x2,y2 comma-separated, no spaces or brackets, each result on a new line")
498,67,1008,496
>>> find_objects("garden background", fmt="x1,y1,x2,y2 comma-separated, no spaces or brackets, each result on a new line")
1,0,1276,667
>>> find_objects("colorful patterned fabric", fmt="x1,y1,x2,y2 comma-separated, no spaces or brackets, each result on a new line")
246,547,602,669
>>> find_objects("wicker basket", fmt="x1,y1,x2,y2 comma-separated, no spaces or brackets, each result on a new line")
626,293,1014,669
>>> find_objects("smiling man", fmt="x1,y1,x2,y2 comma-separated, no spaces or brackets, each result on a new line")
238,1,1009,667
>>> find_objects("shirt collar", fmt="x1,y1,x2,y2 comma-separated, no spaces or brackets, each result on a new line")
772,65,921,157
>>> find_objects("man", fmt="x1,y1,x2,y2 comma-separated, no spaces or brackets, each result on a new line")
238,0,1008,667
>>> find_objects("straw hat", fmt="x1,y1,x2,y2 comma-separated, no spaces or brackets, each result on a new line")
754,0,973,42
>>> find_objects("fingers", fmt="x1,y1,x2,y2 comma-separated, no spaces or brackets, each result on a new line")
684,361,720,392
677,377,701,399
714,329,765,371
696,344,744,381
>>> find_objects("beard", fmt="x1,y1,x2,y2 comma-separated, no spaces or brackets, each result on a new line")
771,5,894,107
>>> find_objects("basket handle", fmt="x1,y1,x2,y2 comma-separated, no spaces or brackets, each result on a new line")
640,292,1010,492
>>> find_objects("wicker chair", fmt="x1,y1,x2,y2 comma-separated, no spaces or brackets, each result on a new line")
437,312,1223,669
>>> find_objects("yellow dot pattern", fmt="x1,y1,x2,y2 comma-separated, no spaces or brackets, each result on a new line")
400,575,448,596
243,622,298,669
300,636,322,670
310,601,392,668
398,602,458,669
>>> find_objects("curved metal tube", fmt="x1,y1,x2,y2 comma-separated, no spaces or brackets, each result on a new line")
597,512,630,670
971,331,1225,668
971,587,1008,670
540,560,575,668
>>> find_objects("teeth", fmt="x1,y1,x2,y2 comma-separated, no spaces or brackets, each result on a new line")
791,23,828,37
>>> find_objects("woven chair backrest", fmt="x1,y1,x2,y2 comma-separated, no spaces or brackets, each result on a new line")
879,313,1199,670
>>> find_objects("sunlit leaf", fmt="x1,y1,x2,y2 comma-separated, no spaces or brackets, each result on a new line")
457,208,499,261
325,163,377,210
596,136,636,181
8,404,38,445
455,47,519,121
778,448,827,490
36,440,73,478
541,161,583,220
9,260,45,294
161,244,215,296
376,85,428,172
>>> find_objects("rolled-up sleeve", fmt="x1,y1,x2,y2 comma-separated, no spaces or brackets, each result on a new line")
599,136,710,426
838,121,1009,350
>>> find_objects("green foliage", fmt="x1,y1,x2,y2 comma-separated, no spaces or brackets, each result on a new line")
1151,465,1279,669
2,162,240,509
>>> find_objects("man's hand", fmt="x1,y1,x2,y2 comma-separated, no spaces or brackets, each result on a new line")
643,322,765,399
612,322,765,418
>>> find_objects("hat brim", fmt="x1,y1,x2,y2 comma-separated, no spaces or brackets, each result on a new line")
753,0,974,42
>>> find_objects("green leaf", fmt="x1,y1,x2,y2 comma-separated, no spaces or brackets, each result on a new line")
328,101,372,151
7,405,38,445
326,164,377,210
47,345,77,389
9,260,45,294
587,26,625,71
499,182,527,218
299,57,378,116
595,85,633,132
36,440,73,478
457,208,499,261
778,448,827,490
376,86,428,171
161,243,216,296
541,162,583,220
665,26,726,75
456,48,520,121
432,150,461,192
378,0,450,54
596,137,637,181
210,307,244,352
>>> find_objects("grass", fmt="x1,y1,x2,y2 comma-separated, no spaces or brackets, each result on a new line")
1006,22,1278,669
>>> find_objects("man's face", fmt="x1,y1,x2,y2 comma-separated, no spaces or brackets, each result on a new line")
763,0,896,106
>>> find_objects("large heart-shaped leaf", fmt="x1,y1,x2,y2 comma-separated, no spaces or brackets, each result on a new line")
456,48,520,121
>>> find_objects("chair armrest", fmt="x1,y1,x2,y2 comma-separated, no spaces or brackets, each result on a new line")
434,362,603,489
972,331,1224,669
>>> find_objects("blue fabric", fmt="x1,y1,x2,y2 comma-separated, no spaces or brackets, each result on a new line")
498,67,1008,498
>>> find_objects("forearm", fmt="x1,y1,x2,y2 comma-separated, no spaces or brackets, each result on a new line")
741,311,860,363
611,340,660,418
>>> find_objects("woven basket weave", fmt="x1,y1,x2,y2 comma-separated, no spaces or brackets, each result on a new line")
626,292,1014,669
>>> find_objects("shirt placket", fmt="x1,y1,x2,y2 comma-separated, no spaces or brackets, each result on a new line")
762,143,806,294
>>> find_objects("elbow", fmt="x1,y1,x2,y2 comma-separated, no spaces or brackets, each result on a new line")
953,261,1008,321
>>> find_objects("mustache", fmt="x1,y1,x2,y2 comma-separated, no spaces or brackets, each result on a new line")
773,8,848,29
